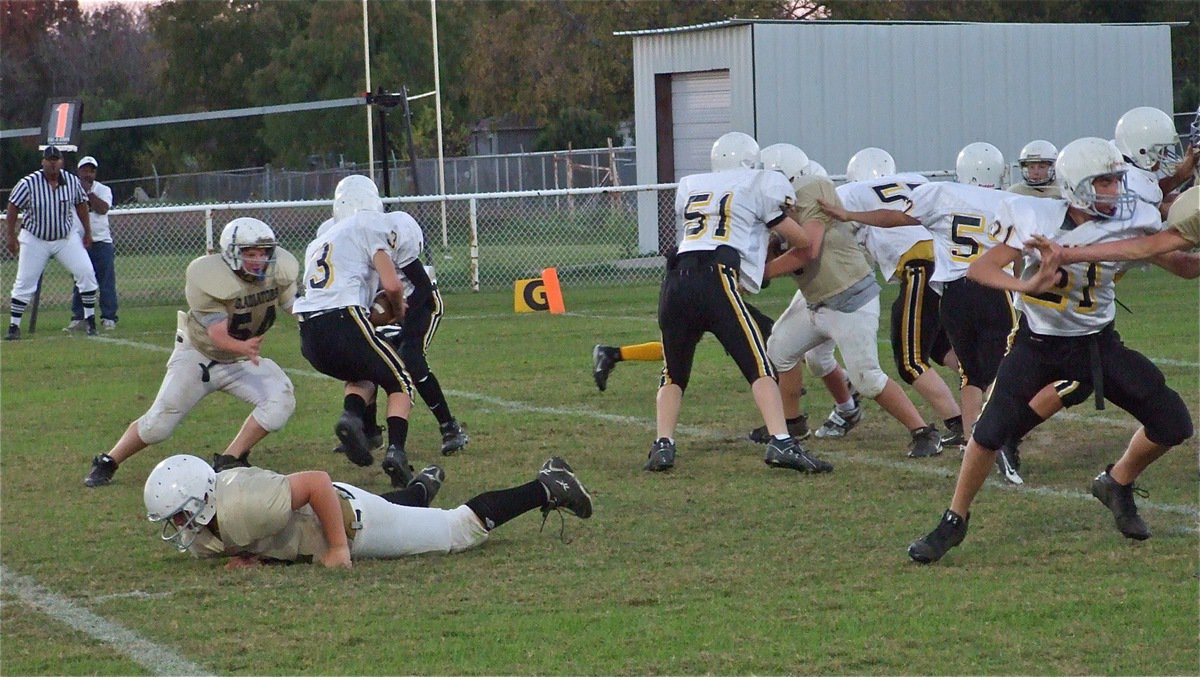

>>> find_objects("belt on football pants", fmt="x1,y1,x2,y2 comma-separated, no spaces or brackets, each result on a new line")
334,484,363,541
297,307,346,322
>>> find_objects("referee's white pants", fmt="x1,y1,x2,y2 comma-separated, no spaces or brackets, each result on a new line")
9,230,97,302
767,292,889,398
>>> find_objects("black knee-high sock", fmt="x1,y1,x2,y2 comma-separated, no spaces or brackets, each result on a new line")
343,394,367,418
380,485,429,507
415,373,454,425
386,416,409,449
464,481,547,531
363,397,380,435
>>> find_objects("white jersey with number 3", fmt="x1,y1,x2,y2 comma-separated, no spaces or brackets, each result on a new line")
293,210,395,313
675,168,795,293
996,197,1161,336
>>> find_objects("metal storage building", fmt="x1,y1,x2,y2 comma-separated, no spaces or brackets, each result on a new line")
619,19,1177,253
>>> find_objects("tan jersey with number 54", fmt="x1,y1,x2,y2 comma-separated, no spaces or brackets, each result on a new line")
183,251,299,362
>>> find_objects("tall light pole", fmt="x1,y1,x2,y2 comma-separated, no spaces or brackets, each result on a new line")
363,0,375,180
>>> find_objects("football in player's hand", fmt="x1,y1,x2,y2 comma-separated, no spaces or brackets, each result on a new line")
369,291,398,326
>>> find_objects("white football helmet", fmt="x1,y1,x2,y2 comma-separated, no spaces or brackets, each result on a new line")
1018,139,1058,186
218,217,277,280
710,132,760,172
760,143,810,182
332,174,384,221
955,142,1006,189
1057,137,1136,220
144,455,217,551
1114,106,1181,171
845,147,896,182
802,160,829,178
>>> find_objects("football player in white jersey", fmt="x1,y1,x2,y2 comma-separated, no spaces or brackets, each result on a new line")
646,132,832,474
1114,106,1198,217
293,175,417,487
143,454,591,569
329,210,470,458
766,165,943,459
833,166,963,446
85,218,299,487
908,138,1195,564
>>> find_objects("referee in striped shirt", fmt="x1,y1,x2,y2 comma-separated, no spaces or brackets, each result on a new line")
5,145,100,340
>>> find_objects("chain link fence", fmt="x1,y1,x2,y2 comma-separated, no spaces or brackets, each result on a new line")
0,183,677,313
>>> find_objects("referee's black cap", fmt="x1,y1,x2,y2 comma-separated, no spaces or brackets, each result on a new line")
43,145,63,159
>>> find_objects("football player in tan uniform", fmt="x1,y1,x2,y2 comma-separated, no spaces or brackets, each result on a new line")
143,454,592,569
769,173,943,459
1007,140,1062,199
84,218,299,487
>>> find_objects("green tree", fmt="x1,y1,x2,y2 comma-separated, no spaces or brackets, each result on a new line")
462,0,786,127
533,107,619,151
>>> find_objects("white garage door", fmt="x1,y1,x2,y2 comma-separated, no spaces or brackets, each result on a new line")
671,70,731,180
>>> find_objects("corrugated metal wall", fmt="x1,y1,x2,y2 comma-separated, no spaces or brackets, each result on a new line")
631,26,756,253
752,22,1172,175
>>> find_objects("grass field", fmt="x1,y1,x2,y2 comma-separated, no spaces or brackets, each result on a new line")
1,267,1197,674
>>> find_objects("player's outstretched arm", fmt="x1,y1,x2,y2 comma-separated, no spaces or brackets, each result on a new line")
967,241,1056,294
1028,230,1191,266
818,198,919,229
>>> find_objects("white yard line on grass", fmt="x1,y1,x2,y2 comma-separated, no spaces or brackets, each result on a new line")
92,335,1199,518
0,566,211,676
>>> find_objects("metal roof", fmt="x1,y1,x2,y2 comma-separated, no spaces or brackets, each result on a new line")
614,18,1188,37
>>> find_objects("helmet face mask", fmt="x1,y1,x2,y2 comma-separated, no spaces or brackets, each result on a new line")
1057,137,1137,220
710,132,760,172
333,174,384,221
144,455,217,552
955,142,1006,189
1019,140,1058,186
1114,106,1182,172
219,217,277,281
158,497,211,550
845,147,896,182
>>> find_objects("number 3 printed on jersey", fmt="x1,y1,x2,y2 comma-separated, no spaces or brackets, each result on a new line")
308,242,334,289
683,192,733,241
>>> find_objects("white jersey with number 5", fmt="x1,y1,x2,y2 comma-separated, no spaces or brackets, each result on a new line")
293,210,396,313
908,182,1036,284
836,174,931,283
674,168,795,294
996,196,1161,336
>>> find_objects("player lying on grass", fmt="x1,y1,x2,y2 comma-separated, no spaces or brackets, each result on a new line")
143,455,592,569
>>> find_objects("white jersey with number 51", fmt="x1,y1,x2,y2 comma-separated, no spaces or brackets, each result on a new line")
674,167,795,294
